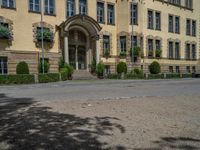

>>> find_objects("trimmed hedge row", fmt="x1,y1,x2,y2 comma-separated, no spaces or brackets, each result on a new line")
125,74,144,79
106,74,121,79
182,73,192,78
38,73,60,83
148,74,164,79
166,73,180,79
0,74,35,85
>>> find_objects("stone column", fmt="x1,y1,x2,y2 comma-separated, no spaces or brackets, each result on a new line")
96,35,100,64
75,46,78,70
64,34,69,64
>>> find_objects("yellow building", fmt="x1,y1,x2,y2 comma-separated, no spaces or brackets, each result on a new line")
0,0,199,75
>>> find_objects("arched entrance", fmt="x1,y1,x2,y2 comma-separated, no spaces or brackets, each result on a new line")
59,15,102,70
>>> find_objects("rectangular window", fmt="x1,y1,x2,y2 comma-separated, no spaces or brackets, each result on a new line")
0,57,8,75
168,15,174,33
103,35,110,54
29,0,40,12
79,0,87,15
192,44,196,60
175,16,180,33
175,42,180,59
192,66,196,73
155,40,161,50
97,2,104,23
107,4,115,24
148,39,153,57
131,36,137,48
168,0,181,5
130,3,138,25
169,66,173,73
155,12,161,30
185,0,193,9
44,0,55,15
186,19,191,35
168,41,174,59
66,0,75,17
192,20,196,36
176,66,180,73
120,36,126,52
185,43,190,59
186,66,190,73
148,10,153,29
2,0,15,8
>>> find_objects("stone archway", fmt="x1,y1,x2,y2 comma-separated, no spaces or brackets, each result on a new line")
59,15,102,70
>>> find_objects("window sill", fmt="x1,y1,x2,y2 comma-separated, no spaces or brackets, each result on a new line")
44,13,56,17
107,23,115,26
28,10,41,14
1,5,16,10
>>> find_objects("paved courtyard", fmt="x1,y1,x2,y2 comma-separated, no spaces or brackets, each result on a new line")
0,79,200,150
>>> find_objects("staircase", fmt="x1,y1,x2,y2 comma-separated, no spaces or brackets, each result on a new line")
73,70,97,80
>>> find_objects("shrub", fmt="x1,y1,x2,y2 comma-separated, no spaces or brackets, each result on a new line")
38,73,60,83
149,61,161,74
91,59,96,74
97,61,105,77
130,47,141,57
60,68,69,81
59,57,65,70
182,73,192,78
16,61,29,74
125,74,144,79
148,74,164,79
156,49,162,58
117,62,127,74
106,74,121,79
131,68,143,75
64,63,74,78
119,52,127,58
0,74,35,85
38,60,50,73
166,73,180,79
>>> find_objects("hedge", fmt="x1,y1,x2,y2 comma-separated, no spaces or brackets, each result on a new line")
125,74,144,79
38,73,60,83
148,74,164,79
0,74,35,85
182,73,192,78
106,74,121,79
166,73,180,79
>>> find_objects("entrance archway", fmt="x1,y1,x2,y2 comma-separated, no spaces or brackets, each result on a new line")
59,15,102,70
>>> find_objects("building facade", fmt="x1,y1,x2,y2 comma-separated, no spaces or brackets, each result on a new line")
0,0,199,75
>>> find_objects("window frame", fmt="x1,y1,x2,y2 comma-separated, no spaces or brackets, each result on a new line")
107,3,115,25
44,0,56,16
97,1,105,23
0,57,8,75
66,0,75,17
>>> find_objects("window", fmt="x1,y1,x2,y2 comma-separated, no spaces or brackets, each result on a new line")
192,20,196,36
175,16,180,33
155,40,161,50
185,0,193,9
66,0,75,17
175,42,180,59
29,0,40,12
44,0,55,15
148,39,153,57
176,66,180,73
168,41,174,59
103,35,110,54
79,0,87,15
192,44,196,59
130,3,138,25
97,2,104,23
148,10,153,29
192,66,196,73
105,65,111,75
185,43,190,59
169,15,174,33
155,12,161,30
186,66,190,73
169,66,173,73
131,36,137,48
120,36,126,52
107,4,115,24
2,0,15,8
168,0,181,5
186,19,191,35
0,57,8,75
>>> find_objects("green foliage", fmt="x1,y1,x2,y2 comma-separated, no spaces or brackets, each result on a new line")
182,73,192,78
103,49,110,58
38,60,50,73
59,57,65,70
166,73,180,79
156,49,162,58
148,74,164,79
119,51,127,58
148,51,153,57
16,61,30,74
38,73,60,83
131,68,143,75
149,61,161,74
36,28,53,42
60,68,69,81
0,74,35,85
63,63,74,78
0,24,12,40
130,47,141,57
91,59,96,74
97,61,105,77
125,73,144,79
117,62,127,74
106,74,121,79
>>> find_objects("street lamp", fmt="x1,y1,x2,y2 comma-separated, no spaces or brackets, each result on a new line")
41,0,45,74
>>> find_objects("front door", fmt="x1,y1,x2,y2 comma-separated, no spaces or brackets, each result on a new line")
78,46,86,70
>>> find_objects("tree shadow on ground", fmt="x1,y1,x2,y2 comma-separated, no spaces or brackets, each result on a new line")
0,93,126,150
134,137,200,150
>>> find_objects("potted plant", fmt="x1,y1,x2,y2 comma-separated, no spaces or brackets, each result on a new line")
119,51,127,58
103,49,110,58
97,61,105,79
156,49,162,58
130,47,141,62
0,24,12,40
36,28,54,42
148,50,153,58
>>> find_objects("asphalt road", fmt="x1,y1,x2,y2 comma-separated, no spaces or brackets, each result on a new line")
0,79,200,101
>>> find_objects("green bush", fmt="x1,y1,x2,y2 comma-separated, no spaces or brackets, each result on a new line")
16,61,30,74
182,73,192,78
91,59,96,74
119,52,127,58
148,74,164,79
38,73,60,83
59,57,65,70
166,73,180,79
38,60,50,73
36,28,53,42
0,74,35,85
63,63,74,78
156,49,162,58
106,74,121,79
117,62,127,74
149,61,161,74
131,68,143,75
130,47,141,57
97,61,105,77
125,73,144,79
60,68,69,81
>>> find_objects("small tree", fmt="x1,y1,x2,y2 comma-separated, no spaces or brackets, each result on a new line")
64,63,74,78
59,57,65,70
117,62,127,74
97,61,105,77
16,61,29,74
38,60,50,73
149,61,161,74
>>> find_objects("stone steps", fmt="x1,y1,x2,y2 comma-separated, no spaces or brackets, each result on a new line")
73,70,97,80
